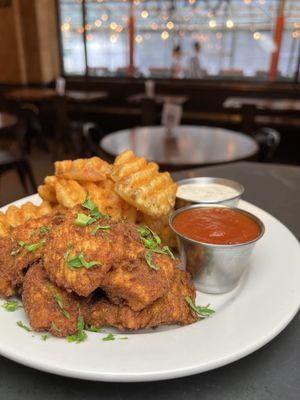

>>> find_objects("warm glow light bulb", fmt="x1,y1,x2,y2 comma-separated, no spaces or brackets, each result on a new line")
110,22,117,30
253,31,261,40
135,35,143,44
95,19,102,28
161,31,169,40
209,19,216,28
141,10,149,19
226,19,234,29
166,21,174,30
101,14,108,22
110,34,118,43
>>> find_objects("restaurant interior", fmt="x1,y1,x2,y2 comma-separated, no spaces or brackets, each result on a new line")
0,0,299,206
1,0,300,397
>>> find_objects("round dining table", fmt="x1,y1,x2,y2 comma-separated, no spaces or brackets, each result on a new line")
100,125,258,169
0,162,299,400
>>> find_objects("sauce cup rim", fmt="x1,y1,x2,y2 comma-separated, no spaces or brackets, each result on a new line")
175,177,245,204
169,203,265,248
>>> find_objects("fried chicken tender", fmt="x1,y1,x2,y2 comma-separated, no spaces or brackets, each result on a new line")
22,263,80,337
55,157,112,182
43,207,145,297
83,268,197,330
111,150,177,218
102,253,176,311
0,214,64,298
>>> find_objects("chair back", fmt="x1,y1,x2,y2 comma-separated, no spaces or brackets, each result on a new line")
252,127,281,162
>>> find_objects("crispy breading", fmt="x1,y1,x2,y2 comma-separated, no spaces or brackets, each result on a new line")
22,262,80,337
55,157,112,182
102,252,176,311
38,176,58,203
0,214,65,298
43,207,145,297
111,150,177,218
83,268,197,330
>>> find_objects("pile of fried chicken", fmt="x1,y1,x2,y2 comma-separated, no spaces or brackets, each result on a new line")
0,195,198,338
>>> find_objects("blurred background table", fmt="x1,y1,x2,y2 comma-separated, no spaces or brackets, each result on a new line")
100,125,258,170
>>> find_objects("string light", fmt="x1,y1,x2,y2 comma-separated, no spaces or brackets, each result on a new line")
116,25,123,33
61,23,70,32
244,0,252,3
209,19,216,28
141,10,149,19
110,22,117,30
292,30,300,39
151,22,158,30
110,34,118,43
95,19,102,28
85,24,92,31
253,31,261,40
135,35,143,44
226,19,234,29
161,31,169,40
77,27,84,34
189,0,196,4
166,21,174,30
101,14,108,22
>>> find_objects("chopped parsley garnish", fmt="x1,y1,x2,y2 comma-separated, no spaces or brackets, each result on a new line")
40,226,51,234
185,296,215,320
145,251,159,271
137,225,175,270
53,292,70,319
102,333,115,341
91,225,110,235
67,252,101,270
51,322,61,333
85,325,103,333
75,213,96,227
17,239,46,252
17,320,31,332
119,337,128,340
2,300,22,312
63,243,74,260
82,192,96,212
67,316,87,343
41,334,49,341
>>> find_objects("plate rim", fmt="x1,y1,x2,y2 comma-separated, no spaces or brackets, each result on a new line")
0,194,299,382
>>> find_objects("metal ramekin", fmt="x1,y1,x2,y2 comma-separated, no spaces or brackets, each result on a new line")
175,177,244,209
169,204,265,294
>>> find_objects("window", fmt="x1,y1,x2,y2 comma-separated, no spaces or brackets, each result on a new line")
58,0,300,81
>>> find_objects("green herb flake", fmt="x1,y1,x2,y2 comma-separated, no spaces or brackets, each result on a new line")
17,239,46,253
67,252,101,270
63,243,74,260
102,333,115,341
40,226,51,234
185,296,215,320
82,192,95,212
53,292,70,319
145,251,159,271
17,320,31,332
41,334,49,341
119,337,128,340
91,225,110,235
85,326,103,333
67,316,87,344
51,322,61,333
75,213,95,227
2,300,22,312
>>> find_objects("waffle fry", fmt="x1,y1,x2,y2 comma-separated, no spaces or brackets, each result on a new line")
54,179,86,208
38,176,58,203
55,157,112,182
0,201,55,236
111,150,177,218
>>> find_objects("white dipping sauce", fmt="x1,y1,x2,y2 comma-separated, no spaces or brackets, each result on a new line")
177,183,239,202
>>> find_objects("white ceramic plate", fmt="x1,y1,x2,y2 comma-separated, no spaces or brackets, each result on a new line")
0,194,300,382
